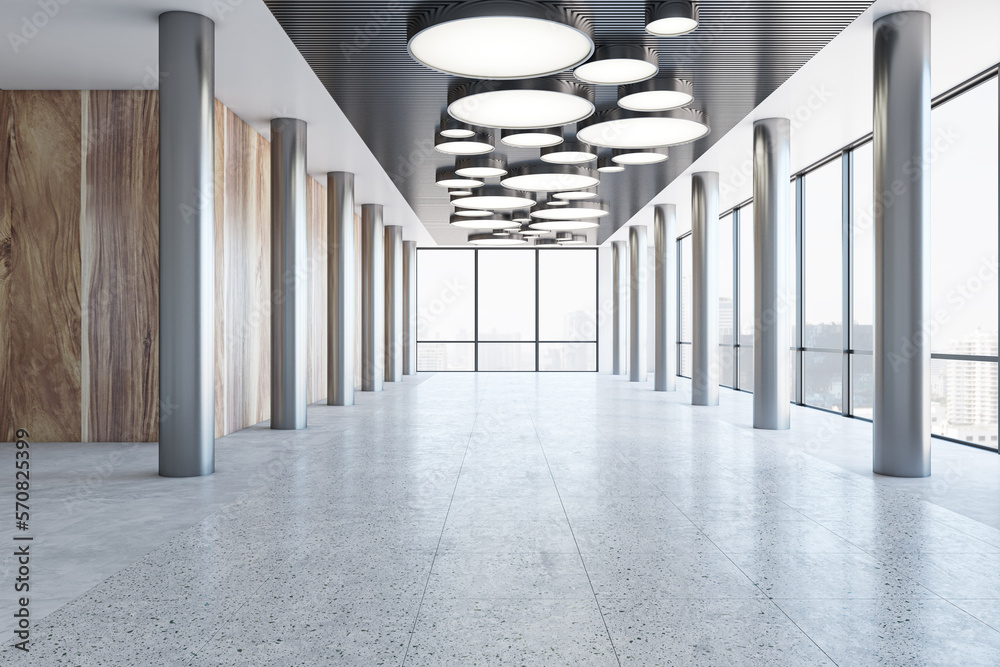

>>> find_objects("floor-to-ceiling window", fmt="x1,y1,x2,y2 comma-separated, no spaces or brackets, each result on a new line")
718,213,735,387
737,204,755,391
678,235,693,377
417,248,598,372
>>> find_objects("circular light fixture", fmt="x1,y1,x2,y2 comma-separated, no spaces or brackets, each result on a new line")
500,163,600,192
545,199,570,206
540,140,598,165
439,111,475,139
618,77,695,111
452,185,537,210
573,44,658,85
612,147,669,165
434,167,483,189
448,79,595,129
408,2,594,80
436,168,485,188
530,201,609,220
449,188,473,197
501,126,564,148
597,155,626,173
646,1,699,36
553,187,598,200
529,219,600,231
469,232,528,246
455,156,508,178
435,129,494,155
452,208,495,217
576,107,710,148
518,226,548,236
535,237,560,246
511,208,533,223
450,213,519,230
557,233,589,245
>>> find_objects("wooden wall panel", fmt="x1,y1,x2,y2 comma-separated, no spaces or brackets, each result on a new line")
214,100,227,438
222,107,271,433
306,177,328,404
0,91,11,441
82,90,159,442
6,91,83,442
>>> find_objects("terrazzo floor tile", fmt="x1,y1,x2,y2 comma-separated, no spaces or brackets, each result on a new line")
695,519,867,555
772,597,1000,666
424,551,594,599
598,597,836,666
584,552,765,599
437,518,578,553
404,597,619,666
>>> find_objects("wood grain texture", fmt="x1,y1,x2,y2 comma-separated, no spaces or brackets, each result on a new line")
6,91,83,441
306,176,328,404
214,99,227,438
222,107,271,433
82,90,159,442
0,91,11,441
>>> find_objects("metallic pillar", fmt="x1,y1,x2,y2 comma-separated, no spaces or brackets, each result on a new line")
270,118,308,430
752,118,792,430
158,11,215,477
361,204,385,391
327,172,354,406
384,225,404,383
654,205,677,392
611,241,628,375
873,11,931,477
691,172,719,406
403,240,418,376
629,226,648,383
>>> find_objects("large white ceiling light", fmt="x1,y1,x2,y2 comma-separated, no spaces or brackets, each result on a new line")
530,201,609,220
408,1,594,80
612,147,669,165
438,111,475,138
597,155,626,173
576,107,709,149
450,213,519,230
540,140,598,165
435,129,494,155
452,185,537,211
646,1,700,37
501,126,564,148
552,187,598,200
529,219,600,231
452,208,495,217
500,164,600,192
436,168,485,189
469,232,528,246
448,79,595,129
455,156,508,178
618,77,695,111
573,45,658,85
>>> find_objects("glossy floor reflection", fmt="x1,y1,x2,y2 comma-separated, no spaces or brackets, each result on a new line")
3,372,999,666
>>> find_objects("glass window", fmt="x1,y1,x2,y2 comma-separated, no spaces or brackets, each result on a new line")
477,343,536,371
803,350,842,412
539,343,597,371
931,359,998,449
680,344,692,378
680,236,692,343
738,204,755,391
417,343,475,371
719,214,734,346
478,249,535,341
417,249,475,341
539,249,597,342
852,353,873,420
718,345,734,388
803,157,843,351
851,142,874,353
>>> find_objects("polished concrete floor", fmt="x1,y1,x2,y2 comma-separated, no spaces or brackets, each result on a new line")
2,372,1000,665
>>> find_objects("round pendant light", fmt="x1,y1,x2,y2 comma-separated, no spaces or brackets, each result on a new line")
553,187,598,200
452,185,536,211
501,126,564,148
618,77,695,111
448,79,595,129
436,168,485,188
449,188,474,197
469,232,528,246
450,213,519,230
530,201,609,220
612,147,670,165
455,156,508,178
439,112,475,139
435,129,495,155
576,107,710,149
452,208,495,217
597,155,626,173
646,1,700,36
501,163,600,192
557,233,589,245
511,208,533,223
545,199,570,206
529,218,600,231
540,140,598,165
573,44,658,85
518,226,548,236
408,2,594,80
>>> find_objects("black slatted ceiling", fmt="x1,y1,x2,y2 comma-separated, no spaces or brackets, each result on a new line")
264,0,873,244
